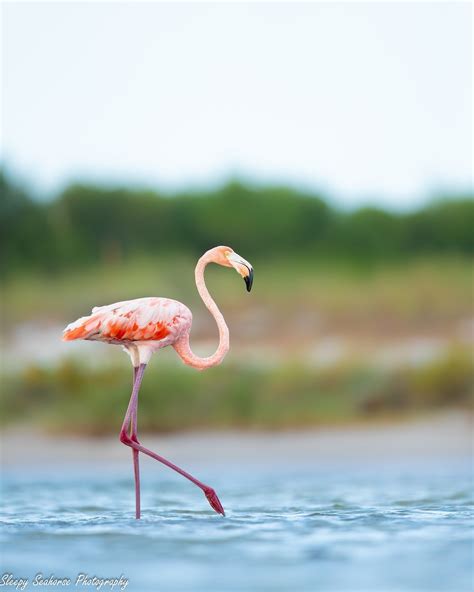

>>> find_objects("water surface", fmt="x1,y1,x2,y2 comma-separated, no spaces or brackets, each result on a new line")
1,459,472,591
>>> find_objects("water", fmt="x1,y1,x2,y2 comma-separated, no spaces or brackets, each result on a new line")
1,460,472,592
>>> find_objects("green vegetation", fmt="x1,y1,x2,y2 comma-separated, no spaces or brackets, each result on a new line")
3,254,472,329
2,348,472,434
2,168,472,433
1,169,473,278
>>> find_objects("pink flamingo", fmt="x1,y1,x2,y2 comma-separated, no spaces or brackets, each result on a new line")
63,246,253,518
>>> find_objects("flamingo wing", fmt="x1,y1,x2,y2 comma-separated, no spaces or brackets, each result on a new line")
63,297,191,343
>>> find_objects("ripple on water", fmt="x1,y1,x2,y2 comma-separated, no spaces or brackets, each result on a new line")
1,463,473,592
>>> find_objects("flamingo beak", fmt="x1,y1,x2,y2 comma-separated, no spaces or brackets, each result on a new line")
244,267,254,292
227,252,254,292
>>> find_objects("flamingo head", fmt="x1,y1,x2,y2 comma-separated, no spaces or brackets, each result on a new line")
209,246,254,292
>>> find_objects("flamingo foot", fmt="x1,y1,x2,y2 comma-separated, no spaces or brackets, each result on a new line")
204,487,225,516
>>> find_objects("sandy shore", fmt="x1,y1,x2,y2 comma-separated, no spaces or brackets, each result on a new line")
1,412,472,467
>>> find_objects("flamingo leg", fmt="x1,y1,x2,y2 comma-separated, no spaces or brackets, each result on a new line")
130,366,141,519
120,363,225,517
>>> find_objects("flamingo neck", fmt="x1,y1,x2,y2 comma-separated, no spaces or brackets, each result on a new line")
173,253,229,370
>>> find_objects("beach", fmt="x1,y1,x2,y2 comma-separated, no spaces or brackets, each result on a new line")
2,412,472,467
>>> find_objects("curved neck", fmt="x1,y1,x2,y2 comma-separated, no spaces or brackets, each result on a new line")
173,253,229,370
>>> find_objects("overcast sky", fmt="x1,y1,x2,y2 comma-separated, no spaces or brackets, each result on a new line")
2,2,472,208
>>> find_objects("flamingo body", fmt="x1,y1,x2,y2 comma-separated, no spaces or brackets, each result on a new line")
63,297,192,348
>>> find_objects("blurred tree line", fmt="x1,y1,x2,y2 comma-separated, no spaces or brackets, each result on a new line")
1,169,472,275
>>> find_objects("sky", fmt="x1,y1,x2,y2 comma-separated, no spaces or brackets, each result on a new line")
2,2,472,209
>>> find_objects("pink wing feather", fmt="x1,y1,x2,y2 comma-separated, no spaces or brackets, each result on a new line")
63,297,192,344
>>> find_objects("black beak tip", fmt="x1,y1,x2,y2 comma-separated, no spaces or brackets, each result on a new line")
244,269,254,292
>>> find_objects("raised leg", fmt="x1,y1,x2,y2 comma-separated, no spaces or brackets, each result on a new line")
120,363,225,516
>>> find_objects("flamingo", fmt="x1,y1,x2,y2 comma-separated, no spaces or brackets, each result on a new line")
62,246,253,518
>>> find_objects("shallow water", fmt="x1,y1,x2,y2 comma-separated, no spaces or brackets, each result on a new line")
1,459,472,592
